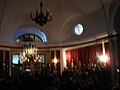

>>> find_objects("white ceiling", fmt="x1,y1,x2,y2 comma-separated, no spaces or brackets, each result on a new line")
0,0,119,48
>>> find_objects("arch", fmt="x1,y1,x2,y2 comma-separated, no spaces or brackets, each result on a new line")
109,0,120,34
13,27,48,43
114,5,120,33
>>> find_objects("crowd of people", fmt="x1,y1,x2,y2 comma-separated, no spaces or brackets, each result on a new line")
0,63,113,90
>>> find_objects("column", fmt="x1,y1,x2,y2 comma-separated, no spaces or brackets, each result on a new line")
109,34,120,89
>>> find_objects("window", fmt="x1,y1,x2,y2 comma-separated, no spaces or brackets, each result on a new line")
74,24,83,35
37,54,45,63
17,34,41,42
12,54,19,64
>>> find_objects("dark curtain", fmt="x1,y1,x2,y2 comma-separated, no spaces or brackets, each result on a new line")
51,51,54,72
105,43,110,66
51,50,61,75
56,50,60,75
0,50,3,77
78,47,90,65
78,48,85,65
5,51,9,73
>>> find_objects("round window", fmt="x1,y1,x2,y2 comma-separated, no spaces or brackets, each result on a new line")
74,24,83,35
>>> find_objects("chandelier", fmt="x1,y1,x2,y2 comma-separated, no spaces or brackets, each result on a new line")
30,0,52,26
22,43,41,65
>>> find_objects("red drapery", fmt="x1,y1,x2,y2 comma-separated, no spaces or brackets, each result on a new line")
66,50,71,67
87,44,102,64
66,43,110,68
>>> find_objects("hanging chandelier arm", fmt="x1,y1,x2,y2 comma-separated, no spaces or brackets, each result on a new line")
45,9,52,21
30,13,34,20
48,13,52,21
30,11,39,21
36,11,39,18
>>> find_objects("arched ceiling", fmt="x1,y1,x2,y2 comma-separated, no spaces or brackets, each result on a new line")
0,0,119,48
